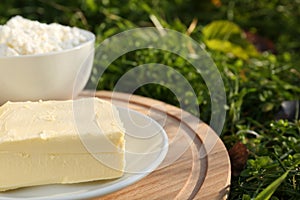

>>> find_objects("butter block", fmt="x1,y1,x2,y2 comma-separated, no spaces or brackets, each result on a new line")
0,98,125,191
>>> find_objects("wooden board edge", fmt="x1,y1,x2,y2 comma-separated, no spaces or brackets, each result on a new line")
83,90,231,199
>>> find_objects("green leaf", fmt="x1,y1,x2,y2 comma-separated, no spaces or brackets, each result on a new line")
262,102,274,112
202,20,259,60
242,194,251,200
205,39,250,60
254,170,290,200
85,0,97,12
202,20,242,40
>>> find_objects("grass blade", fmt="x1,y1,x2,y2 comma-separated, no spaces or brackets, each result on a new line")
254,170,290,200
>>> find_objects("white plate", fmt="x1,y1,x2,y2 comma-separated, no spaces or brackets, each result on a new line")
0,107,169,200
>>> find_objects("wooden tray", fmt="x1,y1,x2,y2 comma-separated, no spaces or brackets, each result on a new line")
81,91,231,200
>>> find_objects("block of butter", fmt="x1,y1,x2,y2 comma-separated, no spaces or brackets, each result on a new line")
0,97,125,191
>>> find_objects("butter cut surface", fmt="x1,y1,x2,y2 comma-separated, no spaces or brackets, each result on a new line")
0,97,125,192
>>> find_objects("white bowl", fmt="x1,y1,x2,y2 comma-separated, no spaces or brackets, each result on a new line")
0,29,95,105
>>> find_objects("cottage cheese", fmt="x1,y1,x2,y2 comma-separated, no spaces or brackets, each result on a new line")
0,16,90,56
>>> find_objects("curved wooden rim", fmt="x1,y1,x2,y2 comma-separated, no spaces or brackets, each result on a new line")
81,90,231,199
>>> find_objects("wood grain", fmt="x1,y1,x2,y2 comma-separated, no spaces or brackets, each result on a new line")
81,91,231,200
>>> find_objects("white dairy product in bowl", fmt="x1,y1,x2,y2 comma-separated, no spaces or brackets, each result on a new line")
0,16,95,104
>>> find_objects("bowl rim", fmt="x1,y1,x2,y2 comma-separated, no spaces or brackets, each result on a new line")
0,29,95,59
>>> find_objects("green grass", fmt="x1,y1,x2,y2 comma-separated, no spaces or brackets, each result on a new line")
1,0,299,199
